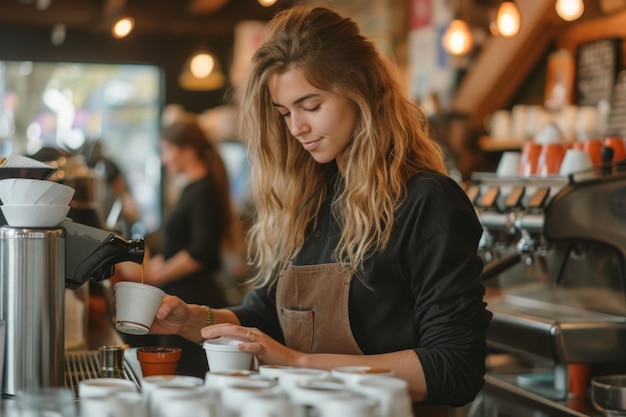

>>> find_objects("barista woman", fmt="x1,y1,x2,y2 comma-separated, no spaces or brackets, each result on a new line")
148,5,491,407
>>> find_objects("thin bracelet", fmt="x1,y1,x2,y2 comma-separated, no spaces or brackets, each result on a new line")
201,305,214,326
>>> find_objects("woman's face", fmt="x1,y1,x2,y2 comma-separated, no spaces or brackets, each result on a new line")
268,68,357,170
160,140,185,175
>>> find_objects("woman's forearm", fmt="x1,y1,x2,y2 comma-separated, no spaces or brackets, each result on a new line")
181,305,241,342
296,349,427,401
147,250,202,286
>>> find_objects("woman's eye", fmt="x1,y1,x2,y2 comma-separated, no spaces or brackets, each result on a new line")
305,104,320,112
280,112,290,119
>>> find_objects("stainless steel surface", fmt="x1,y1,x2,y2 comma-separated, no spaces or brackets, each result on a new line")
98,345,125,377
591,375,626,415
64,350,141,397
0,226,65,396
487,286,626,363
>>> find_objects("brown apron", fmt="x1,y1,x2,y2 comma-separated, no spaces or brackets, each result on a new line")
275,261,450,417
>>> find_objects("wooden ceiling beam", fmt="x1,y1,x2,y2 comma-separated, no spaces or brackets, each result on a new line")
451,1,563,132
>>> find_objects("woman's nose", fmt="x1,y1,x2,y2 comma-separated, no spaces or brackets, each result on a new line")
289,114,309,138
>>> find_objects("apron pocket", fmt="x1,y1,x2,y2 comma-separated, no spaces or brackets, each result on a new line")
279,307,314,353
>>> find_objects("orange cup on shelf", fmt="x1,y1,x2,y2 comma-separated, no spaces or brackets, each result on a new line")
583,139,603,166
537,143,566,176
519,141,542,176
568,363,590,398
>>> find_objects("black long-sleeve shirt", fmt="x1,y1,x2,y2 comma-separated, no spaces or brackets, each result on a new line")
231,170,491,405
161,176,227,307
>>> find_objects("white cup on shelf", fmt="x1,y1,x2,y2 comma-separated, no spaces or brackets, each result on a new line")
496,151,521,177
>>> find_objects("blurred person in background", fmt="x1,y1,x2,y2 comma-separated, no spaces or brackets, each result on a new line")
117,114,242,377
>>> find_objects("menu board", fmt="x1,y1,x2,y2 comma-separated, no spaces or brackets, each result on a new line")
575,38,620,106
607,69,626,137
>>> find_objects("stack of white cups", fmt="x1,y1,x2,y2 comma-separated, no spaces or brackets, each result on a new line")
75,365,414,417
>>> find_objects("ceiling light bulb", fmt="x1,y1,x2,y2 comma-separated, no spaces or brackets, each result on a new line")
112,17,134,39
496,2,521,38
190,53,215,78
442,19,474,56
555,0,584,21
258,0,277,6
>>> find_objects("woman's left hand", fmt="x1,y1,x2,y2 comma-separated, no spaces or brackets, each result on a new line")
201,323,303,367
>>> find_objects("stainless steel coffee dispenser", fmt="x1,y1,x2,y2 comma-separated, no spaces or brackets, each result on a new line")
0,219,144,396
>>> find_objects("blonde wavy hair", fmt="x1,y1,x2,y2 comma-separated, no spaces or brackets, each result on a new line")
241,6,446,287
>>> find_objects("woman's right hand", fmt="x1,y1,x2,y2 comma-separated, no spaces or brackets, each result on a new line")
148,295,189,335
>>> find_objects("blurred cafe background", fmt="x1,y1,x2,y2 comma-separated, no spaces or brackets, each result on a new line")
4,0,626,416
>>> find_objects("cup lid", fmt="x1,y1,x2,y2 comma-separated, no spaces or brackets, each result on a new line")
203,337,243,351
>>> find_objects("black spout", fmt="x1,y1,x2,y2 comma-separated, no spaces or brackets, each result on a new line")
62,219,145,290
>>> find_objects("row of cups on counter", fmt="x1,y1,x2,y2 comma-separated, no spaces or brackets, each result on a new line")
486,104,606,143
495,136,626,179
14,366,411,417
0,178,75,227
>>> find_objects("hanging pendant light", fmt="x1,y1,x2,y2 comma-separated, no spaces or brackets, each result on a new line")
179,50,225,91
555,0,584,22
442,19,474,56
496,1,521,38
112,17,134,39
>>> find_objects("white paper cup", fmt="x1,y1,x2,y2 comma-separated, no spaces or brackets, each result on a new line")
496,151,521,177
240,393,306,417
258,365,297,380
220,379,283,416
330,366,395,387
559,148,595,180
78,377,138,398
352,377,412,417
318,395,379,417
141,375,205,404
148,383,215,417
203,337,254,372
277,368,330,394
288,379,353,408
204,370,261,390
114,282,165,335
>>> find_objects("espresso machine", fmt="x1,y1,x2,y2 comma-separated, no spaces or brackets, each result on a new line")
467,170,626,408
0,218,144,397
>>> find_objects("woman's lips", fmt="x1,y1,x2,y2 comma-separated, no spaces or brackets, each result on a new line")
302,139,321,151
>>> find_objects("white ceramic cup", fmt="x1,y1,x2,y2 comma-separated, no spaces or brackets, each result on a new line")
79,394,116,417
318,395,379,417
258,365,297,380
114,391,148,417
220,379,283,417
203,337,254,372
141,375,204,400
148,384,216,417
485,109,511,141
240,393,306,417
559,148,594,180
352,376,412,417
277,368,330,394
114,282,165,335
204,369,262,390
496,151,521,177
330,366,395,387
287,379,354,410
78,377,138,398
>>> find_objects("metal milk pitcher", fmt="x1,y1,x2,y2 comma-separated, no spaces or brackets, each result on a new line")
0,226,65,396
